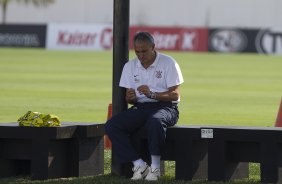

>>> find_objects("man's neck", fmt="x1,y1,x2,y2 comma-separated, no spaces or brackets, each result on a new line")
142,51,156,69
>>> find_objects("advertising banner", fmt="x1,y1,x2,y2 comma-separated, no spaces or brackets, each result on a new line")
209,28,282,55
0,24,46,48
45,24,282,55
208,28,258,53
129,26,208,52
255,28,282,55
46,23,113,50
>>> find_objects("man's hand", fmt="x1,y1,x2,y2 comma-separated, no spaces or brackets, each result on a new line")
126,88,137,104
137,85,151,97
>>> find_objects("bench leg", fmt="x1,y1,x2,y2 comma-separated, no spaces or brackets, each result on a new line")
261,141,278,183
175,139,208,180
191,140,208,179
208,139,248,181
175,140,193,180
175,140,208,180
66,137,104,177
0,159,18,177
31,139,49,180
209,139,227,181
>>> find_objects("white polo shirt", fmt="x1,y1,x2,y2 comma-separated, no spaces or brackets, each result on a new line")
119,52,184,103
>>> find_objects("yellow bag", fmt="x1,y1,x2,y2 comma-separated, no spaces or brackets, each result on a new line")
18,111,61,127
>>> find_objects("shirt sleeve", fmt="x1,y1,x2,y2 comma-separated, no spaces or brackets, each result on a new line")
166,60,184,88
119,62,132,89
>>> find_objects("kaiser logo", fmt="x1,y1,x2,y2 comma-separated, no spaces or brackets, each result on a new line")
255,28,282,54
153,32,179,50
181,31,197,50
57,31,96,45
209,30,247,52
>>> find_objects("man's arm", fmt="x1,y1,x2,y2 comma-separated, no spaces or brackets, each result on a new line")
154,85,180,102
137,85,180,102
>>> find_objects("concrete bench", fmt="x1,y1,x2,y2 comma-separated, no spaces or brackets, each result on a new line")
207,126,282,183
0,122,104,180
111,125,248,180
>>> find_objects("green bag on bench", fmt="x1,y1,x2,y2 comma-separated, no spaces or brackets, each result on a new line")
18,111,61,127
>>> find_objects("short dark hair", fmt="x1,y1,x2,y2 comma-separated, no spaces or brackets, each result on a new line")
133,32,155,45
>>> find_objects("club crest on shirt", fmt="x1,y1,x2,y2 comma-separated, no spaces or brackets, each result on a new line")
155,71,162,79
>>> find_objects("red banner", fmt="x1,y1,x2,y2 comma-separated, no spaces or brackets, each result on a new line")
129,26,208,52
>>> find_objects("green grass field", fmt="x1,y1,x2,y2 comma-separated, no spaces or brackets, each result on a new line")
0,48,281,126
0,48,281,184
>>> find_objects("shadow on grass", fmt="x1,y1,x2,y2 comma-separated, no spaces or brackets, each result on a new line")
0,174,261,184
0,150,261,184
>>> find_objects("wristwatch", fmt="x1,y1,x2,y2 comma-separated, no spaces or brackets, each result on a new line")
149,91,157,99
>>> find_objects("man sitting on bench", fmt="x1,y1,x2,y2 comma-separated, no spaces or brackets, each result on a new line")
105,32,184,181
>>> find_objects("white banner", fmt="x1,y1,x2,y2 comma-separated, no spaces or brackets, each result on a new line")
46,23,113,50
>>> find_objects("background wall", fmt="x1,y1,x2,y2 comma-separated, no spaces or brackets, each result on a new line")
2,0,282,28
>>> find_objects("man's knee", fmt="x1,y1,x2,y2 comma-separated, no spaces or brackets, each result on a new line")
146,118,163,129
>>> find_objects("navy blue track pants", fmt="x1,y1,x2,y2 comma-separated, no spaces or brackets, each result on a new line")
105,102,179,163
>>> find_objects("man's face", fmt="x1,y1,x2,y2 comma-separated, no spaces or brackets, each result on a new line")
134,41,155,64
